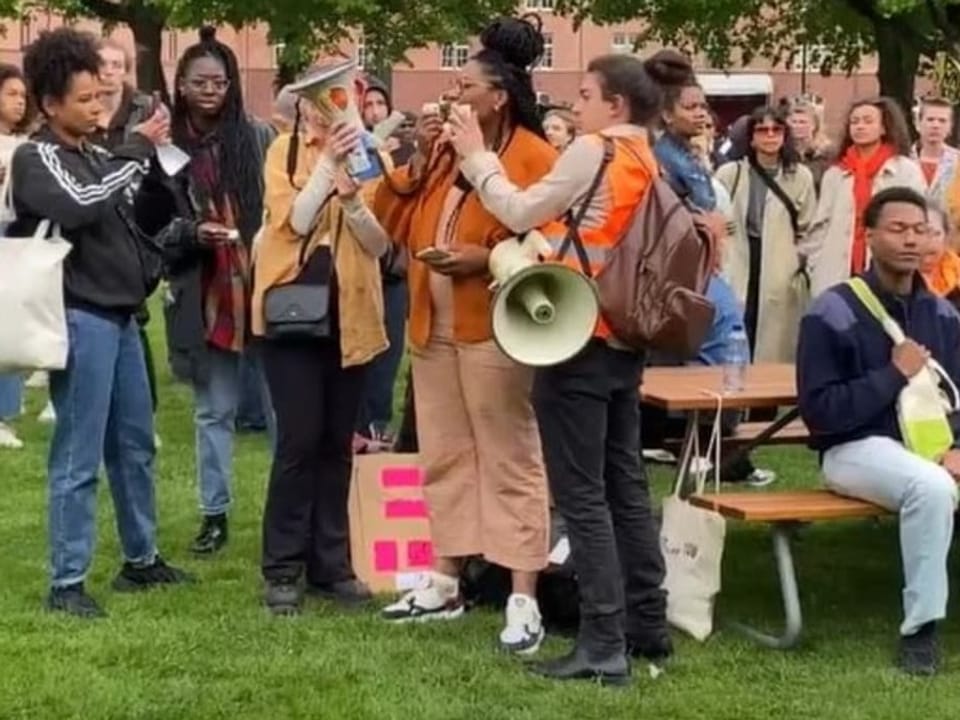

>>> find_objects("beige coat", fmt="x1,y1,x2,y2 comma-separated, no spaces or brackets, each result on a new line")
806,155,926,297
716,160,817,363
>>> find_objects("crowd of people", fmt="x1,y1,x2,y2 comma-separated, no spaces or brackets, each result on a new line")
3,11,960,685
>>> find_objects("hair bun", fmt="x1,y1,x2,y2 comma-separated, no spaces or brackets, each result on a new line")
643,49,695,87
199,26,217,43
479,15,545,70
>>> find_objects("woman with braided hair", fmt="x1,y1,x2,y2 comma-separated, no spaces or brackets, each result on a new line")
375,15,556,654
133,27,276,557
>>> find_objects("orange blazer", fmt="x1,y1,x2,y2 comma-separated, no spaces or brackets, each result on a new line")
374,126,557,348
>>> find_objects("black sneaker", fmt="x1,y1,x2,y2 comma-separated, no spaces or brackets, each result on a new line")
306,578,374,607
112,557,195,592
265,580,303,616
190,514,228,555
899,622,940,676
45,583,106,619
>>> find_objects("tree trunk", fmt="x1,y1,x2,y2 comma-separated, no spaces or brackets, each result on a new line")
873,19,919,129
129,10,169,105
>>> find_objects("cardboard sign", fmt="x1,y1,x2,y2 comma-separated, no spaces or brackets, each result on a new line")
348,453,434,593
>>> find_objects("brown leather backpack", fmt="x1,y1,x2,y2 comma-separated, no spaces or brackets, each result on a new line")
560,137,716,358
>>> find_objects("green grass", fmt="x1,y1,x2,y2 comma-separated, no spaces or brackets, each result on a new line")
2,314,960,719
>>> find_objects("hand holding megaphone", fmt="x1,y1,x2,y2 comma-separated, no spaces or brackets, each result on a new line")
447,104,486,158
326,121,363,164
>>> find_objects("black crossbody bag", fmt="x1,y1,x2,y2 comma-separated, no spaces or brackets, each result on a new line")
262,126,341,340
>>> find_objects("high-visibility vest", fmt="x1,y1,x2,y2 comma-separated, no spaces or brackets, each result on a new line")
542,133,655,340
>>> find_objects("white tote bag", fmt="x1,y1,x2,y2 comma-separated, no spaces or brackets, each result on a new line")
660,393,727,641
0,219,71,372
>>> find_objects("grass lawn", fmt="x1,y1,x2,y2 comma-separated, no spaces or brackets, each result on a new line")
2,313,960,719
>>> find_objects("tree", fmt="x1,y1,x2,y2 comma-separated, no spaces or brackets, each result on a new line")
23,0,518,101
554,0,960,117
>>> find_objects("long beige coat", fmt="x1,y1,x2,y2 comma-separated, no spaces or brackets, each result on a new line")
806,155,926,297
716,160,817,363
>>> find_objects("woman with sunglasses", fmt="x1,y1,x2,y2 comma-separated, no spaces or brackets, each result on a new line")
716,106,816,366
374,16,556,655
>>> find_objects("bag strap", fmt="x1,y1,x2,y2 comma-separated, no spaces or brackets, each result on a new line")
730,161,743,200
748,156,799,238
847,277,907,344
556,136,615,278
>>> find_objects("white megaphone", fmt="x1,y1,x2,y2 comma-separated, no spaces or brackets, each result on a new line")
489,230,600,367
288,60,373,179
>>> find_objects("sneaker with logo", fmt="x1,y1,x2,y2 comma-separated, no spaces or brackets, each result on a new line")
499,593,545,655
0,421,23,450
381,572,464,623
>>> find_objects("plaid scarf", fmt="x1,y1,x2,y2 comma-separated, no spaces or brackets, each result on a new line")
187,126,250,353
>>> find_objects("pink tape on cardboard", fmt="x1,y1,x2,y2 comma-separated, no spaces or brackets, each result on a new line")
384,499,428,519
407,540,434,568
373,540,399,572
380,466,423,488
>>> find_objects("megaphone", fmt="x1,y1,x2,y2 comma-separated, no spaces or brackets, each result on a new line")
489,231,599,367
288,60,375,180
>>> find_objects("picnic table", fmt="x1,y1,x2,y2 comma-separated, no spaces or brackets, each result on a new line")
640,363,800,495
640,363,889,649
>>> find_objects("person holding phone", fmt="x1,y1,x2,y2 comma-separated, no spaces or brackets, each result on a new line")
133,28,276,557
374,16,557,655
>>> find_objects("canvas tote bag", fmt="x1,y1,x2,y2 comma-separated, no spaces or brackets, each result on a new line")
660,392,727,641
0,218,71,371
847,277,960,461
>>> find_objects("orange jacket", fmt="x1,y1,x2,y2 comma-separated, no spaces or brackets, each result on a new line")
542,134,656,339
373,127,557,349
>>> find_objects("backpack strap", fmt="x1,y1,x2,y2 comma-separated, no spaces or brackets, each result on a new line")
846,277,906,344
557,136,615,278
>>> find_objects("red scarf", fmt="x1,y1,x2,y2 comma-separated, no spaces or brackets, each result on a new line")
837,143,897,274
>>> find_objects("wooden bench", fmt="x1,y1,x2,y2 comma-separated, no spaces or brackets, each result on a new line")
727,419,809,446
688,490,891,649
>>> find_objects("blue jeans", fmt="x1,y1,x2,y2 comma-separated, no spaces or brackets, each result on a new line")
356,280,407,435
48,309,157,588
0,373,23,420
193,348,240,516
823,436,958,635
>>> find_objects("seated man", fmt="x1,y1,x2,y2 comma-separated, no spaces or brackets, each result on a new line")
797,186,960,676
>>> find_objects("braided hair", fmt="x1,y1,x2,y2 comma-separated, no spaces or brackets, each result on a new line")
472,15,546,137
171,26,263,243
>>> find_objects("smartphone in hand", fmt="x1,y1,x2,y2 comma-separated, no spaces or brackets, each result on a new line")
416,247,452,263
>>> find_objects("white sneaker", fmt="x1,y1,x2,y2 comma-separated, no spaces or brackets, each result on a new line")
499,593,545,655
746,468,777,488
154,434,163,449
381,572,464,623
0,422,24,449
25,371,48,388
38,401,56,424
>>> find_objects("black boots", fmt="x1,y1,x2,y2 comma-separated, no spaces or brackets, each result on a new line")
190,514,228,555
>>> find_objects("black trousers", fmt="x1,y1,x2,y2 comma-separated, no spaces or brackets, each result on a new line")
533,340,667,655
260,337,366,584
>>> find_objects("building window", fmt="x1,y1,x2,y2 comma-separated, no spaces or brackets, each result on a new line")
524,0,555,10
611,32,639,54
19,18,32,49
356,35,367,69
440,43,470,69
538,33,554,69
164,31,178,63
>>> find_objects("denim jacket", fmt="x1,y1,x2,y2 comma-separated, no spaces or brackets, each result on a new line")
654,132,716,211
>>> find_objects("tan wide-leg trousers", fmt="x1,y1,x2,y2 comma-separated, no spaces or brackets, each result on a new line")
411,336,549,572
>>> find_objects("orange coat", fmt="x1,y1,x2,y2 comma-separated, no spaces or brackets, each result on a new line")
373,127,557,349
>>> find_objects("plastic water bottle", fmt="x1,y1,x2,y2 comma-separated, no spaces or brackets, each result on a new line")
722,326,750,394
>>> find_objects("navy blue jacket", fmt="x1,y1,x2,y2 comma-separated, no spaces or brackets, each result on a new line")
797,270,960,454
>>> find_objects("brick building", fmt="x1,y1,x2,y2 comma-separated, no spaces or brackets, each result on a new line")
0,8,913,139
